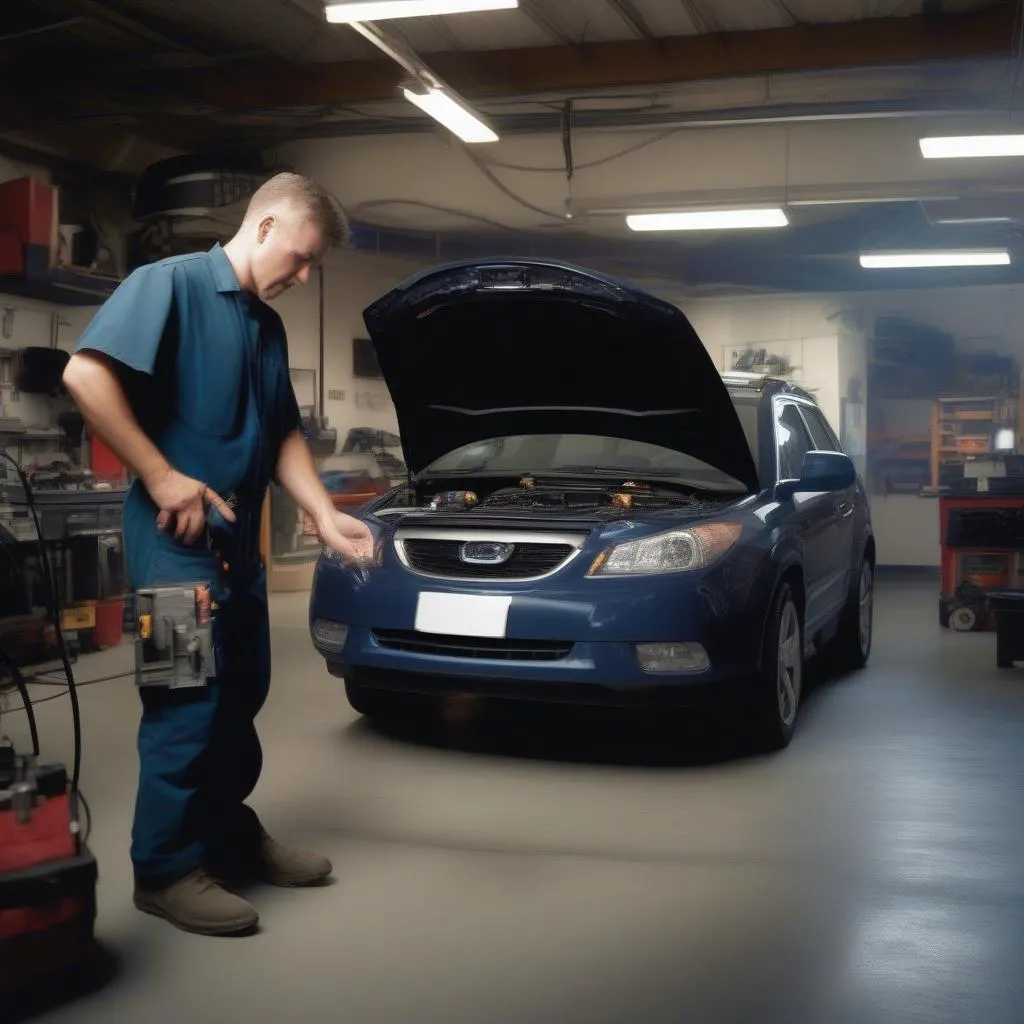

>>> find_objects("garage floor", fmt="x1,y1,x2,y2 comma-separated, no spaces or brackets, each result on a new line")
9,572,1024,1024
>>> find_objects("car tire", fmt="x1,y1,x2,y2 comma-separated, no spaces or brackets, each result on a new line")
824,555,874,673
744,582,804,752
344,678,384,719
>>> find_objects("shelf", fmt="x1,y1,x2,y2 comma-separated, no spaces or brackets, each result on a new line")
0,244,119,307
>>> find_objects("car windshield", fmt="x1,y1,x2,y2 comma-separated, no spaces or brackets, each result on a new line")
422,400,759,492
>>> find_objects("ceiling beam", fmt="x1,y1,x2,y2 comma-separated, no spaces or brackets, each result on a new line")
604,0,657,41
66,0,201,53
131,5,1015,110
518,1,581,48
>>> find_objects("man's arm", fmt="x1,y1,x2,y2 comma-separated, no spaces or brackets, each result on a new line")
275,428,373,562
63,352,171,487
273,428,335,523
63,352,235,543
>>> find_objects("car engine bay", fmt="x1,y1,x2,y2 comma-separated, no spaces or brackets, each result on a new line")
372,475,737,522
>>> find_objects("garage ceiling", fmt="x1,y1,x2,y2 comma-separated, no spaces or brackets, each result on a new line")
3,0,1024,293
0,0,1012,149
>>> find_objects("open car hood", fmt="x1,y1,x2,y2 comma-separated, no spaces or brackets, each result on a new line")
361,259,760,492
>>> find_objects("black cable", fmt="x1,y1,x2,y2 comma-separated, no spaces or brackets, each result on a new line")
0,648,40,757
1,669,132,713
0,450,84,796
77,789,91,844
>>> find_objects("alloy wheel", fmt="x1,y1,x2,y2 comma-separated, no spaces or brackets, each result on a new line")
777,599,802,727
858,562,874,659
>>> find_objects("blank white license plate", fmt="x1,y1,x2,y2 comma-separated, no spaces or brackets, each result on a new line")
414,592,511,638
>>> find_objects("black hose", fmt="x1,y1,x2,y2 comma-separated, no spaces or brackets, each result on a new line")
0,648,40,757
0,450,83,793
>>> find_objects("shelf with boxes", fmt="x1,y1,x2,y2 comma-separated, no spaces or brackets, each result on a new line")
0,176,120,307
928,395,1023,493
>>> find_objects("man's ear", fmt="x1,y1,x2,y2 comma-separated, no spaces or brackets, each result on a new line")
257,214,275,244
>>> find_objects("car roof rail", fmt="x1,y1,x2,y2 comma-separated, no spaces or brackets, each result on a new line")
721,371,817,403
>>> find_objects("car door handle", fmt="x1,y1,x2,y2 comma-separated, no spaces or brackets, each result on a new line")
834,500,855,519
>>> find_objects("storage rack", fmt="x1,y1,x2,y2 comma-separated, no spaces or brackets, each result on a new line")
929,396,1021,491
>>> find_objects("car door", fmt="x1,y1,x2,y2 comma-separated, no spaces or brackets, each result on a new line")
796,401,858,602
774,398,844,632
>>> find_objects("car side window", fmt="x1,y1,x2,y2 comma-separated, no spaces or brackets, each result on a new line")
776,401,815,480
799,405,843,452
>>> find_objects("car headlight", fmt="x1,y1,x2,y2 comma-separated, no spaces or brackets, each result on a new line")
587,522,742,577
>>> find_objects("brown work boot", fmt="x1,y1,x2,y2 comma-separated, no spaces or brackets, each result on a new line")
257,830,333,887
134,869,259,936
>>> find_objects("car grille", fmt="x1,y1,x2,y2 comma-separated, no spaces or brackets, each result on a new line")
400,539,575,579
372,629,572,662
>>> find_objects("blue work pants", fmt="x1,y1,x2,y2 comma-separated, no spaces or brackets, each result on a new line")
129,544,271,888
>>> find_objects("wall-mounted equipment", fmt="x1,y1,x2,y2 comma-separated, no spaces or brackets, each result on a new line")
13,347,69,396
353,337,383,379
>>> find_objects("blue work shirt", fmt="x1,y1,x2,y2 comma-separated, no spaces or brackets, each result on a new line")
75,244,301,586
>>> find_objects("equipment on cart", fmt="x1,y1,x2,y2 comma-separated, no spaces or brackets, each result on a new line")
945,580,991,632
939,495,1024,630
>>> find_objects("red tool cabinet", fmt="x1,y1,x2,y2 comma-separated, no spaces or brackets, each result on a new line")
939,495,1024,630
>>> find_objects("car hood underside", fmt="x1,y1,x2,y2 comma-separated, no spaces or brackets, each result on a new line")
361,258,760,493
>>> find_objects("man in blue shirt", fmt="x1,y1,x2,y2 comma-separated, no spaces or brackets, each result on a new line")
63,172,373,936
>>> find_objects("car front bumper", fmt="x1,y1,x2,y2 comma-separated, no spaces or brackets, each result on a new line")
309,556,766,707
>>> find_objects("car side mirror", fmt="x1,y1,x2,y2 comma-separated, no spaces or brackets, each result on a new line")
775,451,856,500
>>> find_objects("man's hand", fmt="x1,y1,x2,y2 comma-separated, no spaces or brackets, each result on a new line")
145,466,237,546
310,507,375,564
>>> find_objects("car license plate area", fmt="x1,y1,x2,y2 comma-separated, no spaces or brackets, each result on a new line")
414,592,511,638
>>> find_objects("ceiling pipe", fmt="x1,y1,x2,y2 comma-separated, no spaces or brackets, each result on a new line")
281,96,1005,141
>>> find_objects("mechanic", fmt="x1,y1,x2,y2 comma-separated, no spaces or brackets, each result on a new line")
62,172,374,937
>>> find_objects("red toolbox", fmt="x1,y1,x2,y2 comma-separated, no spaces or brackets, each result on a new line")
0,849,98,998
0,756,97,999
0,176,59,258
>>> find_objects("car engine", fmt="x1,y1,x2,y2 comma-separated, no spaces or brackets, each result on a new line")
374,476,727,520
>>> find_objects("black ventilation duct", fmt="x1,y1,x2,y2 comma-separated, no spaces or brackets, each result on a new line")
132,154,271,222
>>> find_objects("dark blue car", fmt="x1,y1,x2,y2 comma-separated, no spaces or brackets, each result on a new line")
309,259,874,750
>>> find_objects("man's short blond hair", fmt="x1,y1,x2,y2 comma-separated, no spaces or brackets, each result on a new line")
246,171,349,248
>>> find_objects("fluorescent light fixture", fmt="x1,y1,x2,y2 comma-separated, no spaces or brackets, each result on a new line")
325,0,517,23
859,250,1012,269
402,86,498,143
626,208,789,232
920,135,1024,159
932,216,1014,226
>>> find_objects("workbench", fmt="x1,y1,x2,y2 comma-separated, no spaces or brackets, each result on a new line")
0,485,128,670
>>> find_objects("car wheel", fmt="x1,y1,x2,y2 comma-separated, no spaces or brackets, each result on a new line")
345,678,385,719
825,556,874,672
745,582,804,752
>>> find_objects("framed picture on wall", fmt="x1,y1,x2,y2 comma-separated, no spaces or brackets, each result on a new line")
352,338,383,380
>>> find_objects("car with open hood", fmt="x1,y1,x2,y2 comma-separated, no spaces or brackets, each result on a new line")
309,259,874,750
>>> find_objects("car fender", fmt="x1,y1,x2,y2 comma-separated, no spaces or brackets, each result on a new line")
750,537,804,674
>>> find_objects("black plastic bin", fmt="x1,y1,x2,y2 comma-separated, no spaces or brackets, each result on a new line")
986,590,1024,668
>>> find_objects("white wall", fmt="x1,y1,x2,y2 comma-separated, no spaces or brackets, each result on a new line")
270,248,428,445
680,293,850,432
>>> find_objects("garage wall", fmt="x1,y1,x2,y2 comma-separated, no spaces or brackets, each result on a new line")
859,286,1024,569
680,294,852,432
270,248,427,443
0,294,97,471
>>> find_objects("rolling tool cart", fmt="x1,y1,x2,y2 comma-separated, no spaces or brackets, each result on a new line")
0,450,97,1011
939,495,1024,631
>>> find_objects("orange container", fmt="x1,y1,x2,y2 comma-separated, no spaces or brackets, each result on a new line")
955,436,989,455
94,598,125,648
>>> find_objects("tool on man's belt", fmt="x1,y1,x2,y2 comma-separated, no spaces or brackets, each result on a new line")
134,583,217,689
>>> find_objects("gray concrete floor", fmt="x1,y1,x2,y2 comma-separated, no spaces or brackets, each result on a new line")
4,574,1024,1024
